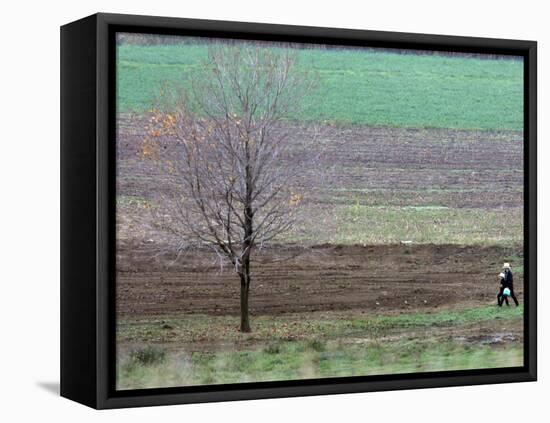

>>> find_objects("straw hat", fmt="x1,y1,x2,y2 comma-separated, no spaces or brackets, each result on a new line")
503,263,511,269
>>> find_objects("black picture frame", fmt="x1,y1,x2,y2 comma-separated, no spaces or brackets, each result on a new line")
61,12,537,409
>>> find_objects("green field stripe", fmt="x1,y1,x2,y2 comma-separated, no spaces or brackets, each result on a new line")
116,43,523,131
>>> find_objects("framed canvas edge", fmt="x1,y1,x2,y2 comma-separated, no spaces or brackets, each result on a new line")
89,12,537,409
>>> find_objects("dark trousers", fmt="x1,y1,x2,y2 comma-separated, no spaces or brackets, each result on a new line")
497,286,519,306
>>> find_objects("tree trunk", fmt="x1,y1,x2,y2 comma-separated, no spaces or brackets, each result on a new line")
241,150,253,333
239,270,251,332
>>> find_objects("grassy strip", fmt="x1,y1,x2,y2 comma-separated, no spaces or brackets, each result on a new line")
285,204,523,245
116,193,524,245
117,305,523,389
117,305,523,348
116,43,523,131
117,334,522,389
355,304,523,330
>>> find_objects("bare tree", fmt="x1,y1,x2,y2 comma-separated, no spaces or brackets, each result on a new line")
146,43,317,332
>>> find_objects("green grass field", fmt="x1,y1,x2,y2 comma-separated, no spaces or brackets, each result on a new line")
117,42,523,130
117,305,523,389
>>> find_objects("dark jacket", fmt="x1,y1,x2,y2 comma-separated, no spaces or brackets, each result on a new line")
503,269,514,288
